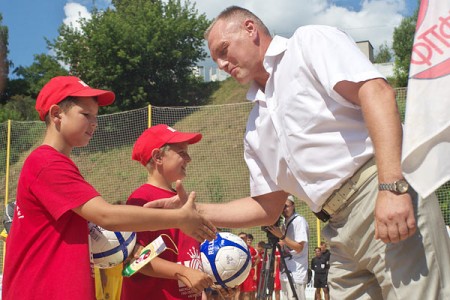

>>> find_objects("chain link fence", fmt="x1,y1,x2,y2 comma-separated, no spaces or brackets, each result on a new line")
1,88,449,270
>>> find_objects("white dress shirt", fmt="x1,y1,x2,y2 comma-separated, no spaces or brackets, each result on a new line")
244,25,384,211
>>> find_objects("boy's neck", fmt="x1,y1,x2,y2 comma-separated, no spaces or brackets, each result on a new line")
42,130,72,156
146,173,174,192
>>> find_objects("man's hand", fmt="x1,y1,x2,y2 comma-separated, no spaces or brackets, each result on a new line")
267,225,283,239
143,180,188,209
178,191,217,242
374,191,416,243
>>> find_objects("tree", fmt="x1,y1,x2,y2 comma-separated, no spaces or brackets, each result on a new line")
392,10,418,87
0,14,9,102
2,53,67,120
50,0,210,111
12,53,69,98
0,95,38,122
374,42,392,63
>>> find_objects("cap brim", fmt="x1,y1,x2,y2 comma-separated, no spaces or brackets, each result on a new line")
167,132,202,145
71,88,115,106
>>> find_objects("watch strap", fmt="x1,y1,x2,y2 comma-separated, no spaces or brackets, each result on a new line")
379,182,396,191
378,179,409,194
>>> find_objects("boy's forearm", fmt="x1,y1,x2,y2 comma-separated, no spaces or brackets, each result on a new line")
74,196,181,231
138,256,183,279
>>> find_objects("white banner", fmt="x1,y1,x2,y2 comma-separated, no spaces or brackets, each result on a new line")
401,0,450,198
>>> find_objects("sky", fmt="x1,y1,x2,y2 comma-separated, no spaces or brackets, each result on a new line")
1,0,419,75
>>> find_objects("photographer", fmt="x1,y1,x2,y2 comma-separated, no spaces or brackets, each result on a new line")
267,196,309,300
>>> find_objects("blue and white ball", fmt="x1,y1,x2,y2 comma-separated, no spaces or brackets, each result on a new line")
200,232,251,288
88,222,136,269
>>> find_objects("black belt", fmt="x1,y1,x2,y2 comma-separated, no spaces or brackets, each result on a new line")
314,210,331,222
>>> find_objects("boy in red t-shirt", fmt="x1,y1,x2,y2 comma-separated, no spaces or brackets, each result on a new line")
121,124,213,299
2,76,216,300
256,241,265,290
239,233,260,300
256,240,281,300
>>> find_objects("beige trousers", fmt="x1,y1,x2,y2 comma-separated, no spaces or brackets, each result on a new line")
322,175,450,300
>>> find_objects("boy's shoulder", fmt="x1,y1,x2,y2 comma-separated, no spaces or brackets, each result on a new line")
21,145,78,182
28,145,64,159
25,145,73,167
128,184,176,204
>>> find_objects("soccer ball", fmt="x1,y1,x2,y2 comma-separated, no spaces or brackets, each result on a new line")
88,222,136,269
200,232,252,288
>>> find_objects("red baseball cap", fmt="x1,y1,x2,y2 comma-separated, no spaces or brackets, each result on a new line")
132,124,202,166
36,76,115,121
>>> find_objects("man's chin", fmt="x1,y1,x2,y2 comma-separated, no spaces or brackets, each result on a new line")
234,76,251,85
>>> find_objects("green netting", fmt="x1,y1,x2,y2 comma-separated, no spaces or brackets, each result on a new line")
1,88,449,270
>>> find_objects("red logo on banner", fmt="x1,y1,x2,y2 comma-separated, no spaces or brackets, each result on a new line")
410,0,450,79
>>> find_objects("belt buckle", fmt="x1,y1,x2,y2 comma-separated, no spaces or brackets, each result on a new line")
319,179,355,220
314,210,330,222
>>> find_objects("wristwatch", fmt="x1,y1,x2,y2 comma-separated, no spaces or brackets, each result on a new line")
378,179,409,194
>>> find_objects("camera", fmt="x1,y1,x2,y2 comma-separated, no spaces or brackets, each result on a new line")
261,216,283,232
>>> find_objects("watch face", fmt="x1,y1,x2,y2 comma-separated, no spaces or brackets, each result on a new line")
397,180,409,193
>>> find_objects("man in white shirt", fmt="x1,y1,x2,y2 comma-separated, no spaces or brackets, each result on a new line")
268,196,309,300
146,6,450,299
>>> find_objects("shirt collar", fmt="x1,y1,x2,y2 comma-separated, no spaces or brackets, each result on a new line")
246,35,288,103
264,35,288,59
285,212,299,224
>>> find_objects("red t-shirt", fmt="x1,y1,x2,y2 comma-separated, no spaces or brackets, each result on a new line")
274,250,281,291
2,145,100,300
256,249,263,287
121,184,202,300
240,246,258,292
255,248,281,291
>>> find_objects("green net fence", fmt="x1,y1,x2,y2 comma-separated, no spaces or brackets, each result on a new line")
1,87,449,270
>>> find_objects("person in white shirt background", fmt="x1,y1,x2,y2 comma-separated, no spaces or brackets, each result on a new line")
267,195,309,300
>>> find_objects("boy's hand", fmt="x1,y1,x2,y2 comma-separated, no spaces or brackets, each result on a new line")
122,243,144,266
178,191,216,242
176,268,213,295
213,285,238,299
143,180,187,209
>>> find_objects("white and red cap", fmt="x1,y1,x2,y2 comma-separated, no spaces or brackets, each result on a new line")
36,76,115,120
132,124,202,166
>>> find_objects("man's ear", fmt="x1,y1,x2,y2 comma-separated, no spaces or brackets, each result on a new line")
48,105,62,124
243,19,258,42
243,19,256,36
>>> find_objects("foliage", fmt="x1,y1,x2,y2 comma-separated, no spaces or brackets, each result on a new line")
0,104,21,122
0,14,10,102
0,54,67,121
392,11,417,87
0,95,39,122
374,42,392,63
12,54,69,98
50,0,210,111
